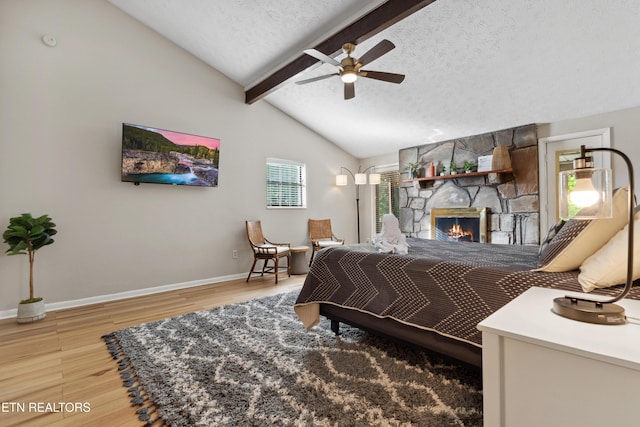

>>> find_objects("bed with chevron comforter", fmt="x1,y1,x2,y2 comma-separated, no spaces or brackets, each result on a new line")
294,238,640,366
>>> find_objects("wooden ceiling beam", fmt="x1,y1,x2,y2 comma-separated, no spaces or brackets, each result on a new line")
244,0,437,104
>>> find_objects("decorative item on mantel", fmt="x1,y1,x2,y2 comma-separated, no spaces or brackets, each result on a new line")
450,161,457,175
427,162,436,177
491,146,512,170
477,155,493,172
404,162,421,179
464,160,475,173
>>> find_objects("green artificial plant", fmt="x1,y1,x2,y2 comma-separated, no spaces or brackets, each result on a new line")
405,162,421,178
464,160,475,172
3,214,57,303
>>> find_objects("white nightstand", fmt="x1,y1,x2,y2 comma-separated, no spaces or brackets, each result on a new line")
477,287,640,427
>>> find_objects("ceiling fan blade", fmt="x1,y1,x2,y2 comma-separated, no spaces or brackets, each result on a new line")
295,73,338,85
344,82,355,100
360,70,405,84
303,49,342,68
357,39,395,67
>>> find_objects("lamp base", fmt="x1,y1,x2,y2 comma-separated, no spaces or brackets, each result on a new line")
552,296,626,325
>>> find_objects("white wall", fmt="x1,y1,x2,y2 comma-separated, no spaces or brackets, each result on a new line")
0,0,358,314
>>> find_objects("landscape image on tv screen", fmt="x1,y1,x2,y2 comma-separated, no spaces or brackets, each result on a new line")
121,123,220,187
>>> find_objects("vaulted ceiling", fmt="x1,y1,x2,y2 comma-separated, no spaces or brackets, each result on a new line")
108,0,640,159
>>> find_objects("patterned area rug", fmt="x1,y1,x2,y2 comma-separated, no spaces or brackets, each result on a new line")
103,291,483,426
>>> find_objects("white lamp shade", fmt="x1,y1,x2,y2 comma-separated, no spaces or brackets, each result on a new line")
368,173,381,185
559,167,612,219
354,173,367,185
336,174,348,186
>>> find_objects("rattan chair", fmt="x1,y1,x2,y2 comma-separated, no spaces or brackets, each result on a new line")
245,220,290,284
308,219,344,266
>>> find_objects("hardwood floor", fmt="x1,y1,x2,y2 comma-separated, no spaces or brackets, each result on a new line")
0,275,305,426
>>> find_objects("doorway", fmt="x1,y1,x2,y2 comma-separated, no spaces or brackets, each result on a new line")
537,128,611,233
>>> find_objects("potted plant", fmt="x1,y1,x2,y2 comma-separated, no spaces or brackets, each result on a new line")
464,160,475,173
3,213,57,323
440,164,446,176
450,161,458,175
405,162,421,179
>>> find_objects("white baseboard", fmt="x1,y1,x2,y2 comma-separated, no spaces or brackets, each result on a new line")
0,273,247,320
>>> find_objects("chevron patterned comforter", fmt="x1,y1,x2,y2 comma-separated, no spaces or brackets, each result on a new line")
294,238,640,347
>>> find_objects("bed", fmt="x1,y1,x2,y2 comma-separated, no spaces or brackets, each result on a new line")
294,237,640,367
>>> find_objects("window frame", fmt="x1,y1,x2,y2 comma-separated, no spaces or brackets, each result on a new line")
371,163,400,235
266,157,307,209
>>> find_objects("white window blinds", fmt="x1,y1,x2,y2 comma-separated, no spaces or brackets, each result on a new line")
266,158,306,208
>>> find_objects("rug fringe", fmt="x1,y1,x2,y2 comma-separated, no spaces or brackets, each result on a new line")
102,333,167,426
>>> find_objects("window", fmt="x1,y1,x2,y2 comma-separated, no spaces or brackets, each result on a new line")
374,167,400,233
266,158,306,208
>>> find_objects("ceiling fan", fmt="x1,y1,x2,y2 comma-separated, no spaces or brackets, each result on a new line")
296,39,405,100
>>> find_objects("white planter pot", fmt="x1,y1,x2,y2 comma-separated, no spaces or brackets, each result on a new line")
17,299,46,323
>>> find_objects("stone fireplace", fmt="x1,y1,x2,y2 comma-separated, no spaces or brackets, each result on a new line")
431,207,487,243
399,124,539,245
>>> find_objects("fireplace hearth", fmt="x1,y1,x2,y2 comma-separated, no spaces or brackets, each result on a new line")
431,208,487,243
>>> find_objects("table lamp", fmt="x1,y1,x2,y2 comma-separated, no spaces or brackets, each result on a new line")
552,145,635,324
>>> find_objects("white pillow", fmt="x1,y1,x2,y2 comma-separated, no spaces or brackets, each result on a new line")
578,210,640,292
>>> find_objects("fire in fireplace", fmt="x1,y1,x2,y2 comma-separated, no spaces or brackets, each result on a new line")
431,208,487,243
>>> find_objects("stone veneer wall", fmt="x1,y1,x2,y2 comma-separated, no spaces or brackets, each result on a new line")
398,124,540,245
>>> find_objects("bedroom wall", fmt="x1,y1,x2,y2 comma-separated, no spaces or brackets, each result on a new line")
0,0,358,315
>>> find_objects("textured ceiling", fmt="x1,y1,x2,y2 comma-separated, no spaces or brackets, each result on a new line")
108,0,640,159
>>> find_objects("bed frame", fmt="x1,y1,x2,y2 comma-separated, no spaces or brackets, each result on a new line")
321,305,482,367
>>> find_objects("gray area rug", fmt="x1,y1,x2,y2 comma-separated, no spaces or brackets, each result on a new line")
103,291,483,426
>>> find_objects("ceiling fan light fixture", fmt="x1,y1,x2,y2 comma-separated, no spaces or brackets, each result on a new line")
299,39,403,99
341,71,358,83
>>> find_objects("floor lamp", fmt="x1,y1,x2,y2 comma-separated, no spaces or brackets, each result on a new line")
336,166,380,243
552,145,635,324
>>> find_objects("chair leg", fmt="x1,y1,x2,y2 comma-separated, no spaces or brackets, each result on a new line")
250,256,287,284
309,247,316,266
274,256,279,284
287,253,291,277
246,257,258,282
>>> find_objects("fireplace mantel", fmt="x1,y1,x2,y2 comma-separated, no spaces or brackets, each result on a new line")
404,168,513,188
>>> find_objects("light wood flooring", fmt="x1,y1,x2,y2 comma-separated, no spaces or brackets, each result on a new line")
0,274,305,426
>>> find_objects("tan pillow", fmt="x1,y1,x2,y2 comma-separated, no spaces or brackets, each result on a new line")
579,210,640,292
535,187,629,272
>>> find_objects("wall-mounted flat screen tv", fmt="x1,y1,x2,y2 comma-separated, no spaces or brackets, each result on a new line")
121,123,220,187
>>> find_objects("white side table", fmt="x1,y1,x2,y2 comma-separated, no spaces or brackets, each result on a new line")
477,287,640,427
289,246,310,275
